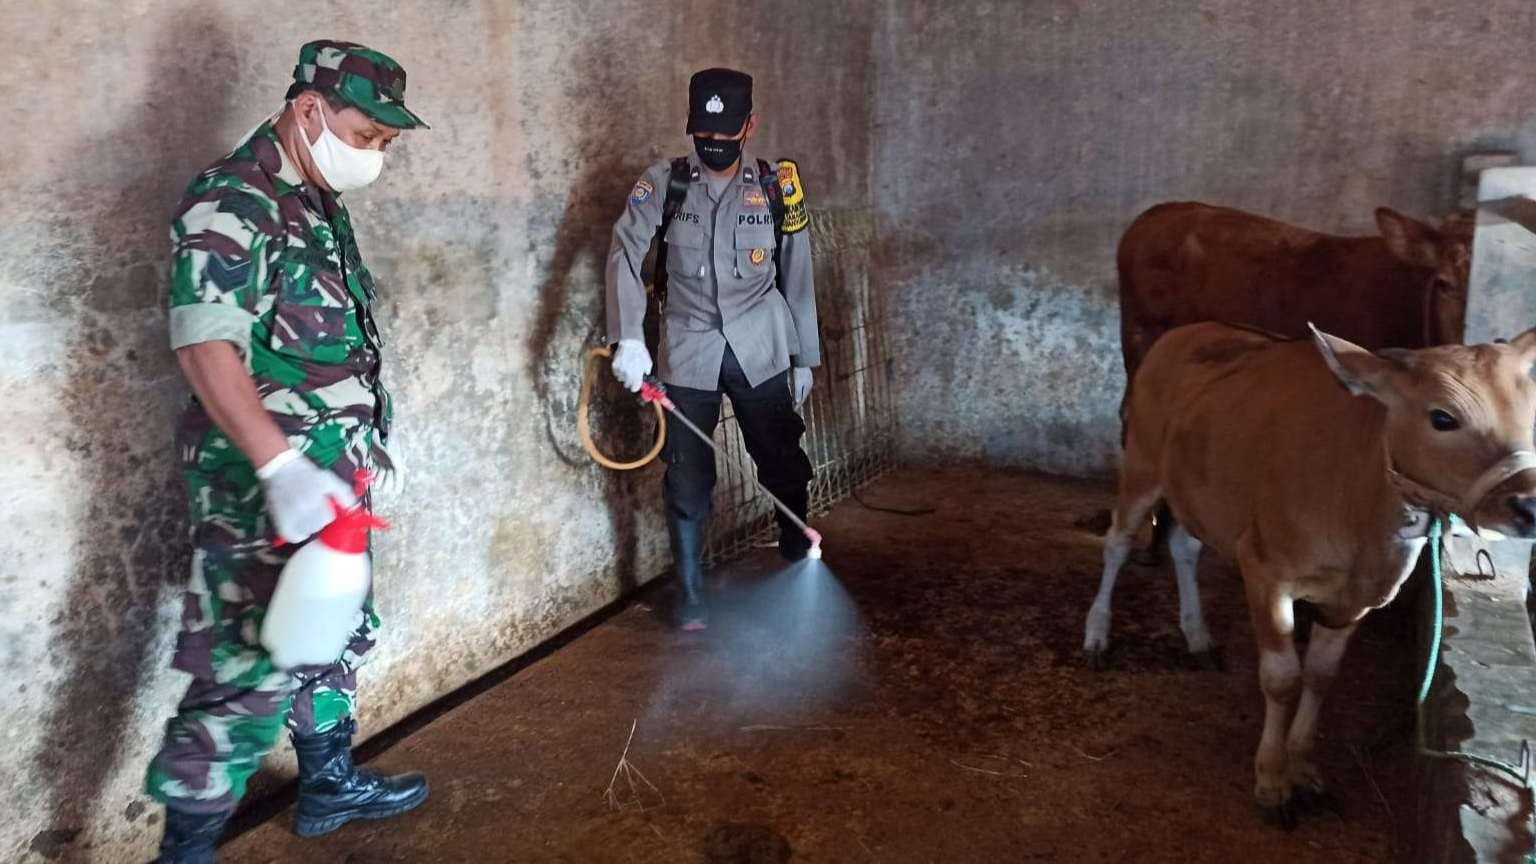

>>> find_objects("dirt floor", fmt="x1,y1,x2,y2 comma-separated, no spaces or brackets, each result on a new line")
221,468,1419,864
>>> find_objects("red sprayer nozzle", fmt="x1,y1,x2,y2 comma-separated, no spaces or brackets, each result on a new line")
272,471,384,550
639,381,675,410
316,497,389,554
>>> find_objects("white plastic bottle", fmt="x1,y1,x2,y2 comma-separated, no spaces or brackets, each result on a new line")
261,498,388,669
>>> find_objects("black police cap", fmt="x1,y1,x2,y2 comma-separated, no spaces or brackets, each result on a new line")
687,67,752,135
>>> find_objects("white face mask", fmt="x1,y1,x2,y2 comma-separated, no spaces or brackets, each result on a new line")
294,100,384,192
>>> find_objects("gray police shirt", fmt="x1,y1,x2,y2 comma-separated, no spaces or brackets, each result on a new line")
605,150,820,391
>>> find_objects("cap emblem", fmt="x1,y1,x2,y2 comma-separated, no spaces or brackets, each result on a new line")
705,95,725,114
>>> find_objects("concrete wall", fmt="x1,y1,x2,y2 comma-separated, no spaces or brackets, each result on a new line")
875,0,1536,477
0,2,874,861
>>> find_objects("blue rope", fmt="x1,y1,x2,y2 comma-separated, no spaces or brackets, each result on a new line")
1417,517,1536,860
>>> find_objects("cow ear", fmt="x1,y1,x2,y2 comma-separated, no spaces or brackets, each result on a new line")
1311,323,1400,399
1377,207,1441,270
1509,327,1536,372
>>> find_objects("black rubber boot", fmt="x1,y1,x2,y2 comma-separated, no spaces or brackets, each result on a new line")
154,806,228,864
668,516,708,630
776,488,813,562
291,717,429,838
779,528,812,561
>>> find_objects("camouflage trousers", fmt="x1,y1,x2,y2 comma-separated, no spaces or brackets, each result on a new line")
145,423,379,814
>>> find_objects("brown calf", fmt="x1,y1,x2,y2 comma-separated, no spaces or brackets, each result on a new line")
1117,202,1475,562
1085,321,1536,828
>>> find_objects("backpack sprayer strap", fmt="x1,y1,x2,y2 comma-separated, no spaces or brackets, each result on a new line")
758,158,787,296
652,157,694,313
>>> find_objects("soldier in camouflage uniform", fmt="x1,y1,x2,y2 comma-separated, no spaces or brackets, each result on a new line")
144,41,429,863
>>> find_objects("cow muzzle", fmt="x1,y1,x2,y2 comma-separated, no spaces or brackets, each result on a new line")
1505,494,1536,535
1390,450,1536,538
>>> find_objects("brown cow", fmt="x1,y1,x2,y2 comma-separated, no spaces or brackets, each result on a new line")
1118,202,1476,563
1085,321,1536,828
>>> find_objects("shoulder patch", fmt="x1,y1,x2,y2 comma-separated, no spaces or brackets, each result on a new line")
777,161,803,203
777,159,809,234
630,179,654,205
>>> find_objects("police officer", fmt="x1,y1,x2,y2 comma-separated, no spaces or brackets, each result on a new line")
145,41,429,862
605,68,820,631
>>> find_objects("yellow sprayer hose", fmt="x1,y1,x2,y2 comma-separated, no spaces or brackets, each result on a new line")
578,347,666,470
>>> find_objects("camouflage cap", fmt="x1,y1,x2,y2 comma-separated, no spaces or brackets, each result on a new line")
288,40,428,130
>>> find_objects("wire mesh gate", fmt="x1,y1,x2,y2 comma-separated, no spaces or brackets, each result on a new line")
702,208,898,565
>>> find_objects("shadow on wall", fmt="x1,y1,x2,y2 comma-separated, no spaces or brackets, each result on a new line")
523,32,673,597
29,9,242,860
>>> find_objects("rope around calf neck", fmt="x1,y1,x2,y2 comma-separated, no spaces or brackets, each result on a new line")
1419,518,1536,861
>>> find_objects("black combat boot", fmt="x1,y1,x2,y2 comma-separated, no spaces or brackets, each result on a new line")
154,806,228,864
668,516,708,630
291,717,429,837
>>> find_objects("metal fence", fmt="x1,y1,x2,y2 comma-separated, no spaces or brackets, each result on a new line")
703,208,900,565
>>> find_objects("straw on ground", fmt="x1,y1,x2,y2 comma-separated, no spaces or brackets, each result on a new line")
604,720,665,813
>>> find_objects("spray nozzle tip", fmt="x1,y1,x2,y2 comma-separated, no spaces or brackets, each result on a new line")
803,528,823,559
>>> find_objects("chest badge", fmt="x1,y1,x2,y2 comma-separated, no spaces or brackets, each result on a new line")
750,248,768,266
742,187,767,208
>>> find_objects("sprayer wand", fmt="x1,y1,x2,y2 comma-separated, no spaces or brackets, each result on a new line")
639,376,823,559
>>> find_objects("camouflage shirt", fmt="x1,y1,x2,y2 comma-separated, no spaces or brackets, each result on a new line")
168,120,391,476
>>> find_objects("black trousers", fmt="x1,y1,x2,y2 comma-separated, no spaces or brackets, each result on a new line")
662,346,814,531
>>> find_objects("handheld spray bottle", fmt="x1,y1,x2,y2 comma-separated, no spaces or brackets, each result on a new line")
261,472,388,670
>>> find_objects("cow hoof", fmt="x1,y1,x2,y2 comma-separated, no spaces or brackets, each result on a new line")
1129,549,1161,567
1191,648,1224,672
1291,784,1342,817
1086,649,1110,672
1258,801,1298,832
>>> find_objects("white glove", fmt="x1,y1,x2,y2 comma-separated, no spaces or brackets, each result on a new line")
256,449,358,543
792,367,814,407
370,439,404,499
612,339,653,393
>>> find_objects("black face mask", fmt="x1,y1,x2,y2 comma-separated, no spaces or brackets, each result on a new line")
693,135,742,171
